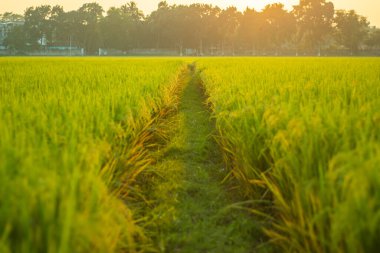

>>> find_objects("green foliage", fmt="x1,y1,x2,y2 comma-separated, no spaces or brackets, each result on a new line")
2,0,377,55
24,5,54,47
199,57,380,252
366,28,380,48
335,10,369,53
3,26,27,51
293,0,335,54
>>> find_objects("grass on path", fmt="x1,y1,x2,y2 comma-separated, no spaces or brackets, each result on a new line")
144,66,261,253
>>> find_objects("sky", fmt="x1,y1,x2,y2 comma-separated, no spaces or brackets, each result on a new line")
1,0,380,27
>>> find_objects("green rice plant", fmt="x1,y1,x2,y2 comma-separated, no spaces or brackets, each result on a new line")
199,57,380,252
0,57,183,253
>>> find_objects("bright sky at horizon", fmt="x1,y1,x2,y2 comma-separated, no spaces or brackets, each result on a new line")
1,0,379,27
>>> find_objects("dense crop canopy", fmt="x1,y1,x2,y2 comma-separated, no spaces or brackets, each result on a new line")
199,58,380,253
0,58,183,253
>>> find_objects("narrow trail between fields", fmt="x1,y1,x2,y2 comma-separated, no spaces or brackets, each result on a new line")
148,65,259,253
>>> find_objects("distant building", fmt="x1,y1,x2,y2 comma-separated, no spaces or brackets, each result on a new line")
0,21,24,48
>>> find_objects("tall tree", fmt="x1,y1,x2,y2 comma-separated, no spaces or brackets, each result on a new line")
78,2,104,54
2,1,377,55
24,5,52,48
101,7,129,50
238,8,261,55
120,2,145,48
101,2,145,51
293,0,335,55
195,4,221,55
146,1,172,49
174,5,203,53
218,7,242,55
262,4,296,54
366,28,380,50
47,6,64,45
55,10,83,48
121,2,144,22
334,10,369,54
0,12,24,22
3,26,27,52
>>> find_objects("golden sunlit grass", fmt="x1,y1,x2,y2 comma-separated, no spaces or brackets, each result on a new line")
1,57,380,252
199,57,380,252
0,57,183,253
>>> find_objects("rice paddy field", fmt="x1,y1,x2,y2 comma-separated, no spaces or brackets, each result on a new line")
0,58,183,252
198,58,380,253
1,57,380,253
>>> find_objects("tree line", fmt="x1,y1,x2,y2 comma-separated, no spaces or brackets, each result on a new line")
1,0,380,55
